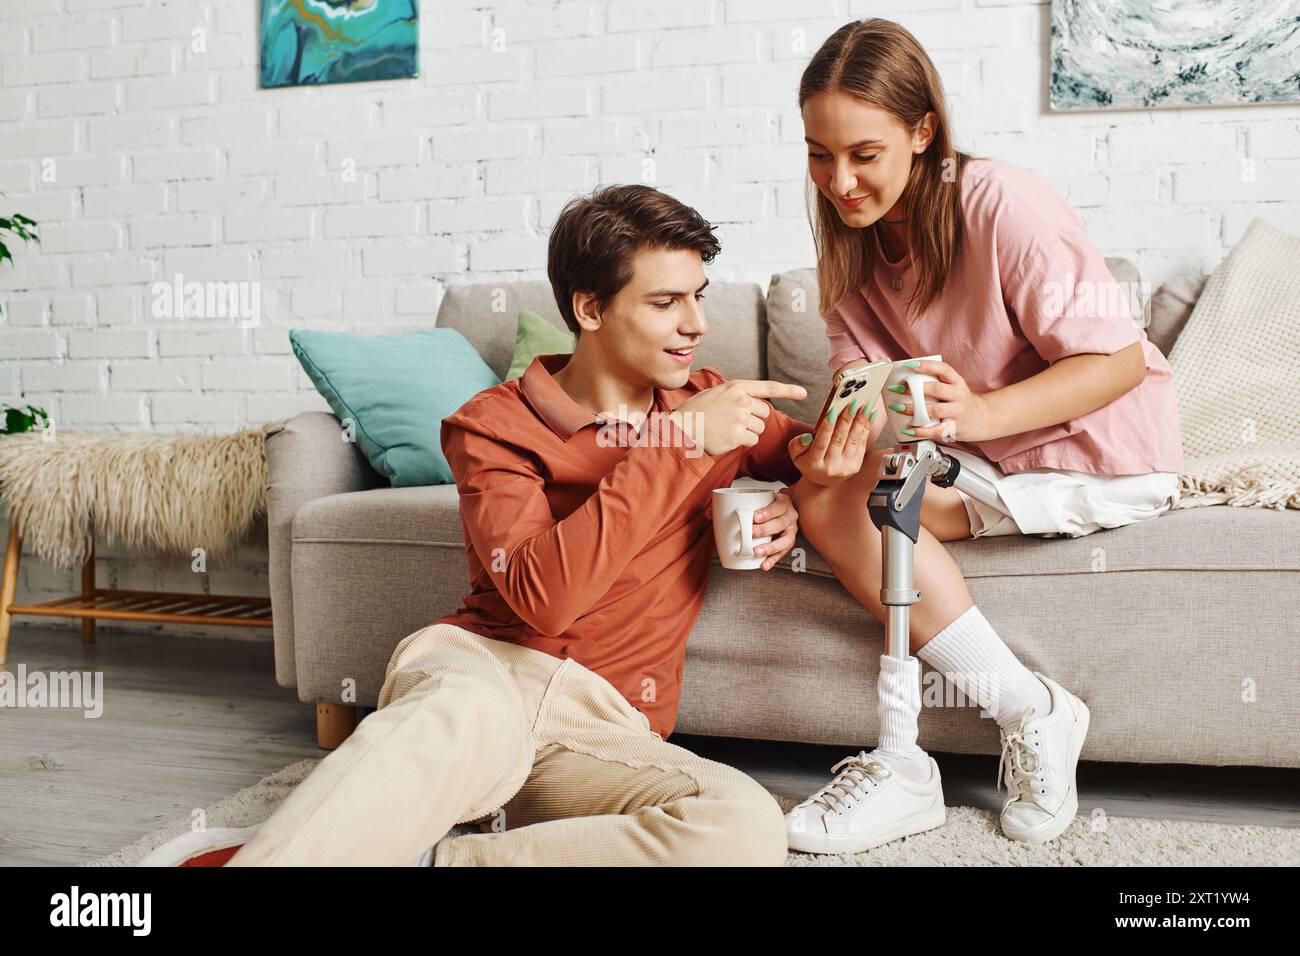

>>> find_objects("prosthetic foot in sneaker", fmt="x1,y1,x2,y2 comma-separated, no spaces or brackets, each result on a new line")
785,750,946,854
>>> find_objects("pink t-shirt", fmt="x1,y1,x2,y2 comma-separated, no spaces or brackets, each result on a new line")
824,158,1184,477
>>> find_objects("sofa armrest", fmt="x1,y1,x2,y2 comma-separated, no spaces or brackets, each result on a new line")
265,411,385,688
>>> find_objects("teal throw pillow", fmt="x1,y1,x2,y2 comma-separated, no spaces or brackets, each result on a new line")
290,327,499,486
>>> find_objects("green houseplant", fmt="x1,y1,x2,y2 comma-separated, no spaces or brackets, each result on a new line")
1,198,43,432
1,404,48,435
0,211,37,270
0,201,38,271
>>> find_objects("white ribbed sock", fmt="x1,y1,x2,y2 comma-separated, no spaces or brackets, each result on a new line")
870,654,932,783
916,604,1051,728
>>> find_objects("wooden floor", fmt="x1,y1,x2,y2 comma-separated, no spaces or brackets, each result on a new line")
1,624,320,866
2,623,1297,866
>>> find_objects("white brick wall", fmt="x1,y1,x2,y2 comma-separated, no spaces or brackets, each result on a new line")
3,0,1299,630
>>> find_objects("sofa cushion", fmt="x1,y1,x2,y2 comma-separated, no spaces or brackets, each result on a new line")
295,484,466,545
293,489,1300,633
1145,273,1207,358
764,257,1142,425
289,328,498,486
796,504,1300,582
764,269,832,424
506,308,574,380
436,279,768,383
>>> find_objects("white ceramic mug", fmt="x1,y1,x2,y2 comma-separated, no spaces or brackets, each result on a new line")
712,486,775,570
883,354,942,444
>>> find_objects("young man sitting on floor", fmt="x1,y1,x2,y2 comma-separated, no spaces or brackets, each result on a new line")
225,183,852,866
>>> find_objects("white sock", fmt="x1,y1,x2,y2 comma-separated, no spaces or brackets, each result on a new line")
871,655,932,783
916,604,1052,729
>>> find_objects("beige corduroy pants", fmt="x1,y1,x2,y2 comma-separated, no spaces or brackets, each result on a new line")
227,623,787,866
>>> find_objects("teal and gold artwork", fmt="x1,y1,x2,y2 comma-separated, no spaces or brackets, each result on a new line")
260,0,418,88
1051,0,1300,110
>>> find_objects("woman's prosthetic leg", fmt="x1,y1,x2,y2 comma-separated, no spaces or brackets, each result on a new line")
865,440,1014,750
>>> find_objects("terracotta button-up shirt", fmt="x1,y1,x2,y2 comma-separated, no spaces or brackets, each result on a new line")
435,352,812,739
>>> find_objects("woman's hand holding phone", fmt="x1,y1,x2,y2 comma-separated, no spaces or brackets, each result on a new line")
787,389,881,486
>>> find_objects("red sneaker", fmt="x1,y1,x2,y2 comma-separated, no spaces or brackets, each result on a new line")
137,825,262,867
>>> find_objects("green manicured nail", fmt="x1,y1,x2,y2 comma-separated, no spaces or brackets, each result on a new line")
888,402,905,412
887,383,905,393
869,409,878,422
901,427,915,435
903,360,921,368
800,433,812,445
827,403,839,422
849,399,861,417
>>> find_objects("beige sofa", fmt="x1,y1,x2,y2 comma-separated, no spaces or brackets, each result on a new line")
266,262,1300,768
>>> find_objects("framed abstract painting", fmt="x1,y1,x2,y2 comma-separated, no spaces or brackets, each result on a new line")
260,0,419,88
1050,0,1300,110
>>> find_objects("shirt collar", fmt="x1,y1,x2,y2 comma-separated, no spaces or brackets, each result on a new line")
520,353,680,441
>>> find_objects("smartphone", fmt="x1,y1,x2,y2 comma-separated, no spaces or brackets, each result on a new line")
815,360,892,430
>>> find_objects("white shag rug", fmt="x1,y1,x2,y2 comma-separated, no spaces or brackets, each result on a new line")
84,757,1299,867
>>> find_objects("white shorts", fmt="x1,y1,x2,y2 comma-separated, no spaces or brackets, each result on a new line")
942,445,1181,540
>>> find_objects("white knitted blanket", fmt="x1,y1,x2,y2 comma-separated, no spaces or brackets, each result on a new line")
1169,218,1300,510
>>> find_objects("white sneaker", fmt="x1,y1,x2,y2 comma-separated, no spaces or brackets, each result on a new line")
996,671,1090,844
785,751,946,854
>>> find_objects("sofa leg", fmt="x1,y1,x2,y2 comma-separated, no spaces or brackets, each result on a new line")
316,702,358,750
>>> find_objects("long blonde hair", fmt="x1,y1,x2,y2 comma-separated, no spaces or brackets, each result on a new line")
800,18,979,322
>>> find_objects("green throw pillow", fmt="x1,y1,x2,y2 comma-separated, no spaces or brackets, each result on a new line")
506,308,575,380
290,328,499,486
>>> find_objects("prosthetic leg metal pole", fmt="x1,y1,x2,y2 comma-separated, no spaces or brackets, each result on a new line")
866,439,1013,662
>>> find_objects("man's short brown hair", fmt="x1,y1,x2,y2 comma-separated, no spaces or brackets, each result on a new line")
547,184,721,336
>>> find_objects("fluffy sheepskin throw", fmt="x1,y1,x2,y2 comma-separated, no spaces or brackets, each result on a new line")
0,423,281,571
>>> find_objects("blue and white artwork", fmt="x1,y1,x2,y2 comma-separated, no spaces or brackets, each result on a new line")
1050,0,1300,110
260,0,418,89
